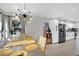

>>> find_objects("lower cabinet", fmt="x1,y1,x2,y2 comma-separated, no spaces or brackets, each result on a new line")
66,32,74,40
44,32,52,44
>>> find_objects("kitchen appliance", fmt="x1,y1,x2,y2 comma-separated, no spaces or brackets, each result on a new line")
59,24,66,43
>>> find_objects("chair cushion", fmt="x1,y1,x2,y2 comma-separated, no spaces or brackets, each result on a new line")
0,48,13,56
10,50,28,56
37,36,46,52
3,40,36,48
24,44,38,51
21,37,33,40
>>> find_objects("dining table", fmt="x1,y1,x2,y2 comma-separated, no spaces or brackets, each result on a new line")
0,36,42,56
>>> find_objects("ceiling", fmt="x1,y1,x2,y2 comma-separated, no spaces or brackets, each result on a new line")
0,3,79,22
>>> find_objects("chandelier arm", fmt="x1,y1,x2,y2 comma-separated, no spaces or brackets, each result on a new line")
26,11,31,14
18,9,23,14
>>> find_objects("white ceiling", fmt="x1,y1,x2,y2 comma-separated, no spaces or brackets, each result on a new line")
0,3,79,22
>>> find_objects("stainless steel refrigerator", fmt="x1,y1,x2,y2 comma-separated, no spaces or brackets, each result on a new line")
59,24,66,43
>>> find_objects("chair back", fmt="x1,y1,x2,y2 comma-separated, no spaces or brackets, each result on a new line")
37,36,46,55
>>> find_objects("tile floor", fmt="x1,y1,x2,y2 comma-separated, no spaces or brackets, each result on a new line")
45,39,76,56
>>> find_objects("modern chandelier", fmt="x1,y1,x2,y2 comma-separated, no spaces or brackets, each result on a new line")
14,3,33,22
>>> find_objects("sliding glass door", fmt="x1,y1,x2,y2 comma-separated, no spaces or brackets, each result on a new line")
0,13,2,41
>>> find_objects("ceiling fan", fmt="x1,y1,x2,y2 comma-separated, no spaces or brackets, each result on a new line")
14,3,33,22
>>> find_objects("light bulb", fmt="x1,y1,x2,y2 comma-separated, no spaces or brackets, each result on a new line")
29,18,32,21
29,10,32,13
15,16,19,19
24,10,26,13
28,20,31,23
29,10,32,12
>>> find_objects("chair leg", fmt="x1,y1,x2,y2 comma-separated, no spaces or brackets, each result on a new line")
41,51,46,56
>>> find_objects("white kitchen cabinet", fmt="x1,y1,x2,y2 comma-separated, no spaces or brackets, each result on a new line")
49,20,59,43
66,32,74,40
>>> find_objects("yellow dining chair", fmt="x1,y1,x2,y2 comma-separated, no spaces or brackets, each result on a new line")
10,50,28,56
24,43,38,51
37,36,46,56
0,48,13,56
22,37,33,40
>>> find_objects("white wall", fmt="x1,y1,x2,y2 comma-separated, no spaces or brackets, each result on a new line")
25,16,49,40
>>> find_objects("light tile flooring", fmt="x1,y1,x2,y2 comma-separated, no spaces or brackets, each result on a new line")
45,39,76,56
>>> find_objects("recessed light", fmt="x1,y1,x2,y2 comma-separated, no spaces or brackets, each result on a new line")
16,6,18,9
72,8,76,11
57,14,61,17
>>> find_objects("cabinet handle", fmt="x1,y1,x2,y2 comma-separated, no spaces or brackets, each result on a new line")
56,26,57,31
